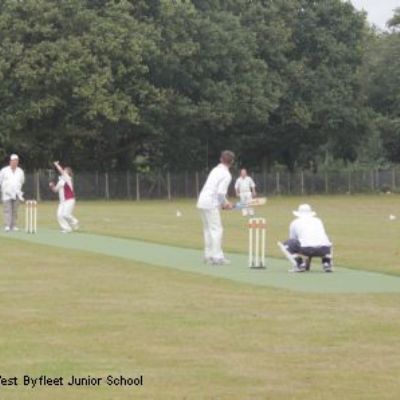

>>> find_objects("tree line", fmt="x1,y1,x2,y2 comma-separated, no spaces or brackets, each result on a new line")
0,0,399,172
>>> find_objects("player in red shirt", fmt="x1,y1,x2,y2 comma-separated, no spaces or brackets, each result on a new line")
49,161,79,233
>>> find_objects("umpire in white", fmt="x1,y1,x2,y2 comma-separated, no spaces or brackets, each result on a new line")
283,204,333,272
0,154,25,231
197,150,235,265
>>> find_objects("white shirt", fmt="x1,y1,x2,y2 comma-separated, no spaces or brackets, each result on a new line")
289,216,331,247
235,176,255,193
0,166,25,201
197,164,232,210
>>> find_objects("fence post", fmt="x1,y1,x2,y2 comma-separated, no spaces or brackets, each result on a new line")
324,171,329,194
95,171,99,197
392,167,396,190
126,170,131,199
136,173,140,201
300,170,305,195
195,172,200,197
157,173,162,197
184,171,189,197
105,172,110,200
276,171,280,194
375,169,380,191
348,170,352,193
263,166,267,194
35,170,41,201
370,170,374,191
167,172,171,200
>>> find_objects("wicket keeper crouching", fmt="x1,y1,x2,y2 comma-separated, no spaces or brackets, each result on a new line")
283,204,333,273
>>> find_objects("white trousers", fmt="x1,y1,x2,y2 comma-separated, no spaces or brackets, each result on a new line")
239,192,254,216
200,208,224,260
57,199,78,232
3,199,20,228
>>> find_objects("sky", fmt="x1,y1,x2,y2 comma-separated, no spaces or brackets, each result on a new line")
351,0,399,30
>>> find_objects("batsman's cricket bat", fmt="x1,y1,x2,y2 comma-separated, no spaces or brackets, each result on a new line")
235,197,267,209
277,241,299,271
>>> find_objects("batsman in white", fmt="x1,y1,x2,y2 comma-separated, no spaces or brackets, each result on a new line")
0,154,25,232
234,168,256,217
197,150,235,265
280,204,333,273
49,161,79,233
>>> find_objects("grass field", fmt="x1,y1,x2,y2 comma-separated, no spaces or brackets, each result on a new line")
37,195,400,274
0,195,399,399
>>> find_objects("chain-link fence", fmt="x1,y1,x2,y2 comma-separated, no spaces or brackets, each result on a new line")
23,166,400,201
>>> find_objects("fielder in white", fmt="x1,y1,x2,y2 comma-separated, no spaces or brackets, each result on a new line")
197,150,235,265
234,169,256,216
0,154,25,231
49,161,79,233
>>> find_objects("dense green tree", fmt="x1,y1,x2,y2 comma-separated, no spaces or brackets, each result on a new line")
387,7,400,29
0,0,384,172
362,8,400,163
0,0,161,169
254,0,369,169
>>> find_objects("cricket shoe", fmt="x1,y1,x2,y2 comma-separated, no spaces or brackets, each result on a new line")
12,227,19,232
294,256,306,272
211,258,231,266
290,263,307,273
4,226,10,232
323,263,333,273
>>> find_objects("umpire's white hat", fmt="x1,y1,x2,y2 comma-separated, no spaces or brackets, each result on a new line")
293,204,316,218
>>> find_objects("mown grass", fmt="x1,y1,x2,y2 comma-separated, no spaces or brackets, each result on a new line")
1,196,399,399
0,238,399,399
34,195,400,274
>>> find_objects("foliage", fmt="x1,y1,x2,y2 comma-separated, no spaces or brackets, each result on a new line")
0,0,396,171
362,9,400,163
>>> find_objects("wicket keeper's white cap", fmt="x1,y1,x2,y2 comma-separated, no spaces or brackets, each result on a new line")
293,204,316,218
10,154,19,161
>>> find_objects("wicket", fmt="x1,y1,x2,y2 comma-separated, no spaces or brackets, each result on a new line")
248,217,266,268
25,200,37,234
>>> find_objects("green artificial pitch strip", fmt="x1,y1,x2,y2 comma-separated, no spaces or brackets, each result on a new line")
1,229,400,294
